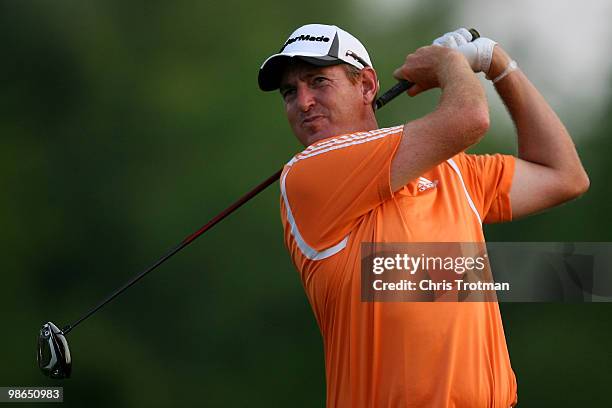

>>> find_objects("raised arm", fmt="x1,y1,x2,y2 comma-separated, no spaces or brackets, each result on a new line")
390,45,490,192
488,47,589,219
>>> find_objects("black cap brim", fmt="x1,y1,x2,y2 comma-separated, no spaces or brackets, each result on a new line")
258,55,344,92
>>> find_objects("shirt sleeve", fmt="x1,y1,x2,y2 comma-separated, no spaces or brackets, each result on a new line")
281,127,403,251
452,152,516,224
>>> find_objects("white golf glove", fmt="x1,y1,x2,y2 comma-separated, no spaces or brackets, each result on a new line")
433,28,497,75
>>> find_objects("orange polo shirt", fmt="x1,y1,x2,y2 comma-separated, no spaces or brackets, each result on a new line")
280,125,518,407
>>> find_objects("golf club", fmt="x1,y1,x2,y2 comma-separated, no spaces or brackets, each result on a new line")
37,28,480,379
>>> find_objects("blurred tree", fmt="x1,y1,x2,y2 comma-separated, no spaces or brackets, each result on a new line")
1,1,609,407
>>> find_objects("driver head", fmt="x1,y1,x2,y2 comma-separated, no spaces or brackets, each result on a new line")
37,322,71,379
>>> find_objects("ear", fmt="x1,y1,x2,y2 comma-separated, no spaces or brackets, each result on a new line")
360,67,379,106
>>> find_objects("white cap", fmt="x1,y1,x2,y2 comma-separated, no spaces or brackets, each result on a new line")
258,24,373,91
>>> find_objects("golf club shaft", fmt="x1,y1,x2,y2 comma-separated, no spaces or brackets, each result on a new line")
63,170,282,334
63,29,480,334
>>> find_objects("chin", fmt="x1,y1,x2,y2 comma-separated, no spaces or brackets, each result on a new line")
306,127,337,145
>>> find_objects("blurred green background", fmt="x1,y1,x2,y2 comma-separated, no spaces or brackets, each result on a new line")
2,1,610,406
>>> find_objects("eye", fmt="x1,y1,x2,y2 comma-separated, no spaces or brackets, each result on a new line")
313,76,328,85
281,88,296,100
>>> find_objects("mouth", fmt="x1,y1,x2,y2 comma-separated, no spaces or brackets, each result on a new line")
301,115,325,126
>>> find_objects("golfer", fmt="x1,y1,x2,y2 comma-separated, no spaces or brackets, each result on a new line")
258,24,588,407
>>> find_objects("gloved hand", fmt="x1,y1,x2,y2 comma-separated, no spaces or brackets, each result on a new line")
432,28,497,75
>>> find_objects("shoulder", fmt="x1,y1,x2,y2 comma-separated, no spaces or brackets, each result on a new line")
450,151,515,169
287,125,404,168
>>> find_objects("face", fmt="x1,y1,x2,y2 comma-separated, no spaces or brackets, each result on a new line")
279,62,375,146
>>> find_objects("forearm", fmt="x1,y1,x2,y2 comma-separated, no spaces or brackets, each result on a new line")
391,52,488,191
490,47,588,185
437,52,490,144
409,52,490,164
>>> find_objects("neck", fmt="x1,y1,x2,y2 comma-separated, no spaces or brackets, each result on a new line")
303,115,379,147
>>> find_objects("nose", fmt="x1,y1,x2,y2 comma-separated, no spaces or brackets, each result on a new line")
295,83,315,112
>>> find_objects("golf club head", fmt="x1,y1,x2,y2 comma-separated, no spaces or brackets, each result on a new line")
37,322,71,379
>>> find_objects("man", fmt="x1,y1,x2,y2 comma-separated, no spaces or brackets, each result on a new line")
257,24,589,407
